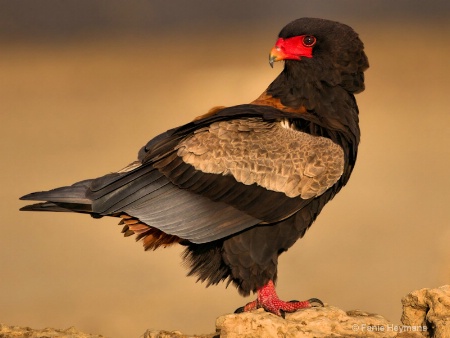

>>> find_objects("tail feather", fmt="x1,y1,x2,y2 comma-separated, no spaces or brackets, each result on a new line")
19,179,96,215
20,179,93,204
20,201,93,214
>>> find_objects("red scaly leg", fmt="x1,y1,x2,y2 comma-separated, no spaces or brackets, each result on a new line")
235,280,323,318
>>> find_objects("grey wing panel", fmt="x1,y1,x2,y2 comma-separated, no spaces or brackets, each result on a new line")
123,181,261,243
88,165,261,244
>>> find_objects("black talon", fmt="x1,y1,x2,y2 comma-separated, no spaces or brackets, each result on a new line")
308,298,324,307
280,309,286,319
234,306,245,313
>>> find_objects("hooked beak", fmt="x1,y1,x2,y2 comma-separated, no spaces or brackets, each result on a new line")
269,42,290,68
269,37,309,67
269,46,282,68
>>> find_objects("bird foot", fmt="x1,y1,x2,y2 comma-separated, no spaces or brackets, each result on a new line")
234,280,323,318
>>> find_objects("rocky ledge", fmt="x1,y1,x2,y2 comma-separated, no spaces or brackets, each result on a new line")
144,285,450,338
2,285,449,338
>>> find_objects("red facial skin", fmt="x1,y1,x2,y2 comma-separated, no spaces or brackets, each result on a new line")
269,35,316,66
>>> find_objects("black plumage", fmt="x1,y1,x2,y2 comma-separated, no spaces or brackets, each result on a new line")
20,17,369,314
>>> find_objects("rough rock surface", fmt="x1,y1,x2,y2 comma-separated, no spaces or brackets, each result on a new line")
401,285,450,338
0,324,105,338
142,330,216,338
215,306,397,338
2,286,449,338
146,285,450,338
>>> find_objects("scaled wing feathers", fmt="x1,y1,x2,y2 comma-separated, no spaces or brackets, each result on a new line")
176,118,344,199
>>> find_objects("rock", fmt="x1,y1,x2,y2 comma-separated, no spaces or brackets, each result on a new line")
0,324,105,338
401,285,450,338
147,285,449,338
2,286,449,338
142,330,217,338
215,306,396,337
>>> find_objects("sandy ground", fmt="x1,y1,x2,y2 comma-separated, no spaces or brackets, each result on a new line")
1,20,449,338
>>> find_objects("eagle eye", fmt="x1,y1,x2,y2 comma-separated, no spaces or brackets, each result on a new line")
302,35,316,47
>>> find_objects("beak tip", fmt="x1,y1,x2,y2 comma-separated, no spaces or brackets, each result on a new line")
269,55,276,68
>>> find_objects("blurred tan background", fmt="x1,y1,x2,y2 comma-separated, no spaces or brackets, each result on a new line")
1,1,450,337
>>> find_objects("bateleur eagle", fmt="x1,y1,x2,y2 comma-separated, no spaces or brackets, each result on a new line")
20,17,369,316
